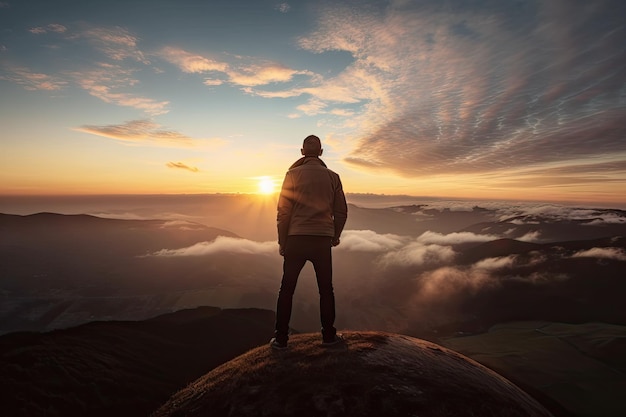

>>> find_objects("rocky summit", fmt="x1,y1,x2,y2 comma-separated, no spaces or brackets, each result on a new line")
153,331,553,417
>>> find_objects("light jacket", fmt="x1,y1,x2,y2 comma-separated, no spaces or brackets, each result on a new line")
277,157,348,246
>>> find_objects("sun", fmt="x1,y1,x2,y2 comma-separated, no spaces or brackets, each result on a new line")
258,177,276,194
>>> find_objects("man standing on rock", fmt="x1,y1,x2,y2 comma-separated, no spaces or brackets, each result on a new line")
271,135,348,350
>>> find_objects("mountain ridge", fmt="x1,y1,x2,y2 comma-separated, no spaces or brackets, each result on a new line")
0,306,275,417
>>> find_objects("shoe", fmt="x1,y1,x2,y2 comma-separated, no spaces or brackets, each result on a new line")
322,334,343,346
270,337,288,350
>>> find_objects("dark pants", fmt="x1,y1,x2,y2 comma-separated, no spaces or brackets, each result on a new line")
275,235,336,344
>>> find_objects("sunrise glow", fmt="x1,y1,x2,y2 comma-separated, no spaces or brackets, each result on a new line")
257,177,277,195
0,1,624,207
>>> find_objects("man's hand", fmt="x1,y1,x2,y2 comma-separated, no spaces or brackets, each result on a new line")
279,245,286,256
331,237,340,247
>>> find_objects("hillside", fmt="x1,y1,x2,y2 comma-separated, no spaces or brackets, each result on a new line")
0,307,275,417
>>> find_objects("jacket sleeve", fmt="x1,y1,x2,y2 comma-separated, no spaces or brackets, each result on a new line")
332,177,348,239
276,172,294,246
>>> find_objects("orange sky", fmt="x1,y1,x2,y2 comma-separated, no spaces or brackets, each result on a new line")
1,0,624,207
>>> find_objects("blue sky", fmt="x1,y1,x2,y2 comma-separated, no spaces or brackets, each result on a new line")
1,0,625,205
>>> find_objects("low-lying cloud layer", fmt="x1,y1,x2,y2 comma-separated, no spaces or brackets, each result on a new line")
148,228,624,268
150,236,277,257
144,226,624,334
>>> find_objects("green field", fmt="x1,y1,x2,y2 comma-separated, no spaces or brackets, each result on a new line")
441,321,626,417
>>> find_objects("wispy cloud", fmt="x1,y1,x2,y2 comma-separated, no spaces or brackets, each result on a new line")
0,66,67,91
338,230,407,252
159,46,227,73
4,24,166,114
296,1,626,184
228,62,305,87
275,3,291,13
416,231,500,245
4,24,163,113
149,236,277,256
496,204,626,225
75,119,210,148
72,63,169,115
379,242,456,267
473,255,517,271
157,46,311,88
160,220,207,230
82,26,149,64
167,161,199,172
29,24,67,34
417,266,495,298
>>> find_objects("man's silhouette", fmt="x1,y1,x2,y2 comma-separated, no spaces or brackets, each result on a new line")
271,135,348,350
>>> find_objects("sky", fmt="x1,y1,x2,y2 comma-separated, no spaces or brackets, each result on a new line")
1,0,625,205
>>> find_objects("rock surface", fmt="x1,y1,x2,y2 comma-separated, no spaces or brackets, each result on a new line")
153,331,553,417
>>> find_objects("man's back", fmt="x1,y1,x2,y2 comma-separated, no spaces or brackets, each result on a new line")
277,157,347,240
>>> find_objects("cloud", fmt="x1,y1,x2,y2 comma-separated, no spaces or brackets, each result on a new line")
330,108,355,117
473,255,517,271
416,230,500,245
518,231,542,242
159,46,227,73
75,119,215,148
296,98,327,115
149,236,277,257
8,24,164,114
29,24,67,34
228,63,303,87
275,3,291,13
337,230,407,252
158,47,312,90
72,63,169,115
167,161,199,172
160,220,207,230
203,79,224,86
488,160,626,190
379,242,456,267
82,26,149,64
297,1,626,182
335,229,458,266
571,247,626,261
417,266,495,298
2,26,167,114
496,204,626,225
0,66,67,91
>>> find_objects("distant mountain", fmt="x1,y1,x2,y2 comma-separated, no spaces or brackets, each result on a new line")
457,236,625,264
0,306,275,417
0,212,238,257
0,213,257,334
461,210,626,242
346,204,499,236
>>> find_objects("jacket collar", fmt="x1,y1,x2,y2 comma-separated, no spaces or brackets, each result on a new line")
289,156,327,169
